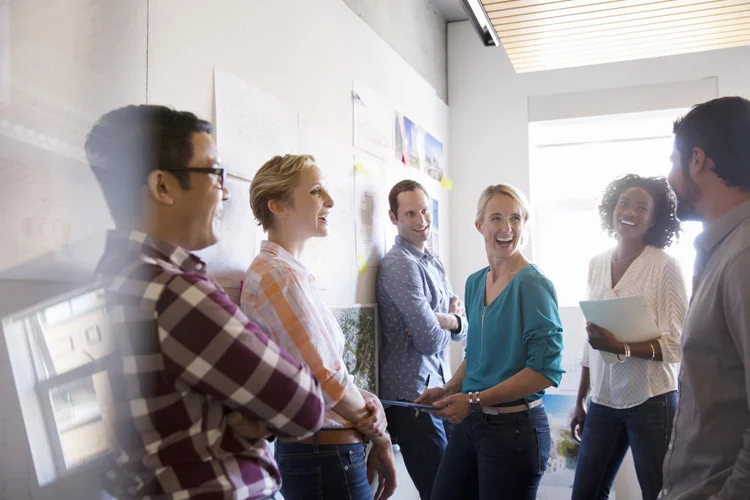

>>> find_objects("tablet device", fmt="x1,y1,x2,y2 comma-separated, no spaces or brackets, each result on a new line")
380,400,437,410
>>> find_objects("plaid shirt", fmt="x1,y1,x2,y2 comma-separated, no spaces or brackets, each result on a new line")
96,230,324,500
241,241,354,428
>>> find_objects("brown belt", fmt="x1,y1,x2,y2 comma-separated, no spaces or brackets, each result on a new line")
280,428,365,446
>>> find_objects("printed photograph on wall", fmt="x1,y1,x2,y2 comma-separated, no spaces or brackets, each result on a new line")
330,304,379,395
425,132,444,181
537,393,585,500
404,116,425,171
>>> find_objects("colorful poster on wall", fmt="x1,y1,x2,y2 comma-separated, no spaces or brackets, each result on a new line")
394,112,425,171
330,304,379,395
425,133,444,181
537,393,585,500
352,80,393,160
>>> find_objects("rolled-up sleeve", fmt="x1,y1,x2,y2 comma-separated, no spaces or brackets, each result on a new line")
520,276,565,387
656,256,688,364
242,267,353,409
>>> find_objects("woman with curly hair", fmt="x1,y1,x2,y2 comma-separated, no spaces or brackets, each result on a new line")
569,174,689,500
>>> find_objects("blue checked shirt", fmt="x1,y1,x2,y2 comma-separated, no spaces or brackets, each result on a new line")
377,236,467,401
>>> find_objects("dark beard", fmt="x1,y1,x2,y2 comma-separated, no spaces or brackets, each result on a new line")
675,178,700,221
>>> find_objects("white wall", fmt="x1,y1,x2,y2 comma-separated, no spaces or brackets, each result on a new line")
342,0,448,102
448,20,750,500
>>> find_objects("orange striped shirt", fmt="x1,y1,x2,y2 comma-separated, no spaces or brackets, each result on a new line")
241,241,353,428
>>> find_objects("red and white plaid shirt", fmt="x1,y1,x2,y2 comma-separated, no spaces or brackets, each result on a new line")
96,230,324,499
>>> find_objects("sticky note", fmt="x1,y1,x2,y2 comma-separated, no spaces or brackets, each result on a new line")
354,163,370,176
440,177,453,191
357,254,368,274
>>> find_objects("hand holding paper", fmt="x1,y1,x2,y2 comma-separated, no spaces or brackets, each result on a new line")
586,323,624,354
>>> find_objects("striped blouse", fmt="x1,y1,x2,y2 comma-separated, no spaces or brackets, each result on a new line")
241,240,354,428
581,246,688,409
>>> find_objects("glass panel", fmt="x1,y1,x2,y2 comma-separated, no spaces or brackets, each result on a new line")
48,373,113,469
34,289,113,376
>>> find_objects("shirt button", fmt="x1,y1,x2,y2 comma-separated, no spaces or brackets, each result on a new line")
662,488,669,496
668,443,672,450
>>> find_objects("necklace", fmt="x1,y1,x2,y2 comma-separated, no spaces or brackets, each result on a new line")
611,248,644,264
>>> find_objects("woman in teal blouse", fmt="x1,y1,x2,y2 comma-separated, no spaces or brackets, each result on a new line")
417,184,564,500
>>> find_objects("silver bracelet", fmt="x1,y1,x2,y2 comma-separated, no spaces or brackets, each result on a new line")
649,342,656,360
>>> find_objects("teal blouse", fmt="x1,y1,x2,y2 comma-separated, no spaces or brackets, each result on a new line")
461,264,565,401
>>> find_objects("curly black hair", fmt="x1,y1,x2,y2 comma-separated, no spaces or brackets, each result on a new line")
598,174,682,249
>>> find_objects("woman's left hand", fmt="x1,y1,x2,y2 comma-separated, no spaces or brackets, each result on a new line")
431,393,471,424
586,322,623,354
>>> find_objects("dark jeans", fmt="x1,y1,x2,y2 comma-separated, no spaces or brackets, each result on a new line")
275,441,371,500
571,391,678,500
385,406,454,500
431,405,551,500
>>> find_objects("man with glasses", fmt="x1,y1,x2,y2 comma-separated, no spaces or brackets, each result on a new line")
87,105,325,500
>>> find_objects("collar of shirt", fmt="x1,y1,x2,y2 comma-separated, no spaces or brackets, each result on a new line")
259,240,311,277
394,235,434,262
99,229,207,275
695,198,750,254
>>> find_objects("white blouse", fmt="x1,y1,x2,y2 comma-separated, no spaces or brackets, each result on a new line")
581,246,688,409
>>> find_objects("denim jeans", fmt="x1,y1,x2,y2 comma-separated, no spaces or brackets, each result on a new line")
431,404,551,500
275,441,371,500
571,391,678,500
385,406,454,500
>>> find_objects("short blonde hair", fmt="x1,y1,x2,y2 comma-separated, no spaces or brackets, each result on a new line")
475,184,530,225
250,154,317,231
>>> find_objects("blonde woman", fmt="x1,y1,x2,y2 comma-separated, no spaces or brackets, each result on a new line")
240,154,397,500
418,184,564,500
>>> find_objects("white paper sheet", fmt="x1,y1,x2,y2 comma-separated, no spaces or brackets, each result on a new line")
579,295,660,364
214,67,298,181
352,80,393,160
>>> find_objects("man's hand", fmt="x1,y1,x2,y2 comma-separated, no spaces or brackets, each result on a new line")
355,397,387,439
435,312,459,332
431,393,471,424
367,437,398,500
227,411,272,440
449,296,465,317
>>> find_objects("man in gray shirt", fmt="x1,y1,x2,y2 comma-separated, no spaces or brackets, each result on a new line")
661,96,750,499
377,180,467,500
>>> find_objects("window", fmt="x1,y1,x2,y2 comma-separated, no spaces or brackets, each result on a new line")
3,285,115,486
529,109,702,307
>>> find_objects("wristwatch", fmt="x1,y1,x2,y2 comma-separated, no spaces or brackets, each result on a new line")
469,392,482,414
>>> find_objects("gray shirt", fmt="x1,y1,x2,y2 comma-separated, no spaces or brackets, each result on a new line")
376,236,467,401
661,198,750,500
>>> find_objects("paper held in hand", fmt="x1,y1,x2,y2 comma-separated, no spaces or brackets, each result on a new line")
579,295,660,364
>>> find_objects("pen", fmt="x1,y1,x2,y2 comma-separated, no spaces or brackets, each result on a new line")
416,374,431,417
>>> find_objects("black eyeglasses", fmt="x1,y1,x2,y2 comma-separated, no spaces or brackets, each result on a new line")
162,168,225,189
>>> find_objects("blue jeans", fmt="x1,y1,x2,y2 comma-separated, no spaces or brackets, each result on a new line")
385,406,454,500
572,391,678,500
275,441,371,500
432,405,551,500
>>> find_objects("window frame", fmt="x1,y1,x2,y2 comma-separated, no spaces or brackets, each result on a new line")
3,283,114,487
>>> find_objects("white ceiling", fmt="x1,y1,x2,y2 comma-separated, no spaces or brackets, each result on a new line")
433,0,468,22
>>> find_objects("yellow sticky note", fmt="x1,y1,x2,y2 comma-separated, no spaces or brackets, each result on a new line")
440,177,453,191
357,254,368,274
354,163,370,176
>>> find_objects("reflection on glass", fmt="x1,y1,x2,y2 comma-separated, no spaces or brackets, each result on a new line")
49,374,111,469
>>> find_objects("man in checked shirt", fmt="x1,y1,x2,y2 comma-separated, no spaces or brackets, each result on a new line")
86,105,325,500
